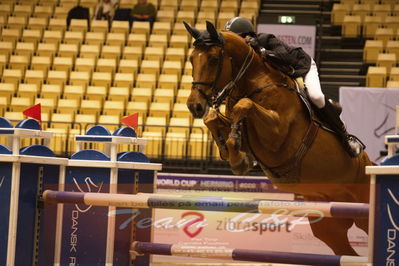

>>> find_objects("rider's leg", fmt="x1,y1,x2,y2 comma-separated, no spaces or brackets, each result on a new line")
304,59,365,157
304,59,325,108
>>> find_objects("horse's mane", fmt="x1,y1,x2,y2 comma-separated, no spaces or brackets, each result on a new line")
220,31,291,84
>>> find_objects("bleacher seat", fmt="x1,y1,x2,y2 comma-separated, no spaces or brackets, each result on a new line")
91,20,108,34
164,132,187,158
145,116,167,135
374,28,394,46
168,117,190,136
86,86,107,101
103,100,125,117
363,16,383,37
342,15,362,37
141,60,161,76
176,10,195,25
108,86,130,103
389,67,399,81
176,89,190,103
80,99,102,115
17,83,39,99
149,102,170,120
126,101,148,120
80,44,101,58
53,56,73,72
144,47,165,62
101,45,121,60
27,17,48,31
0,83,15,104
35,97,55,115
152,22,172,36
57,98,79,114
85,32,106,45
10,96,33,112
111,20,130,36
106,32,126,47
15,42,35,56
69,19,88,33
377,53,397,73
387,80,399,88
41,84,62,100
153,88,174,105
91,72,112,88
36,43,58,57
123,46,143,62
2,69,23,87
136,73,157,89
114,73,134,88
118,59,139,77
99,115,120,131
42,30,63,44
131,88,153,104
127,33,147,49
63,85,85,100
48,18,67,32
366,66,387,87
75,57,96,73
69,71,91,88
24,70,45,86
96,58,117,74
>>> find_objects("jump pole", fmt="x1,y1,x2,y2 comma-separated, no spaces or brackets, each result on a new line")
42,190,369,218
130,241,368,266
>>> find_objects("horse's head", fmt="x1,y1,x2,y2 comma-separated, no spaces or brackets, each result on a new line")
184,21,255,118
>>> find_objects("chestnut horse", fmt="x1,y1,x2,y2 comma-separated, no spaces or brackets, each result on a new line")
184,22,373,256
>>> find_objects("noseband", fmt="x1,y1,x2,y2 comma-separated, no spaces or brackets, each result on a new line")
191,45,255,109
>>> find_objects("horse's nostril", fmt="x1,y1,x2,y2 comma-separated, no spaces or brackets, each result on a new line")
195,103,203,114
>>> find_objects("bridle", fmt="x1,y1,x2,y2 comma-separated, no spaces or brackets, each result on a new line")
191,44,255,109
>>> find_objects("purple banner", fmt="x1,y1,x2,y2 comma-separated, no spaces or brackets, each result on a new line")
157,173,285,193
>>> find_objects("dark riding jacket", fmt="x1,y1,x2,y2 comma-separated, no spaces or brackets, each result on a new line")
252,33,312,78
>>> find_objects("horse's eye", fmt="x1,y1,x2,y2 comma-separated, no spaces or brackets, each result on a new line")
209,56,219,65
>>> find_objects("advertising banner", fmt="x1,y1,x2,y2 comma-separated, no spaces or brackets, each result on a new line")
373,175,399,265
151,173,368,264
340,86,399,161
61,151,111,266
257,24,316,58
0,162,12,266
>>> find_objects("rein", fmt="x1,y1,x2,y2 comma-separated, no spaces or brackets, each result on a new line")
191,44,255,109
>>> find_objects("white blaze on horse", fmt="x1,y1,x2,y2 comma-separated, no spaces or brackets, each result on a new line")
184,21,374,256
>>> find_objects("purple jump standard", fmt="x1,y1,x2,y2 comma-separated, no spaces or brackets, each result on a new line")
130,242,368,266
43,190,369,218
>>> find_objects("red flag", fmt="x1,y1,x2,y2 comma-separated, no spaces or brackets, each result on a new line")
23,103,42,122
121,113,139,129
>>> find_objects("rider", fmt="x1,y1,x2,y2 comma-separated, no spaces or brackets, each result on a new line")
224,17,364,158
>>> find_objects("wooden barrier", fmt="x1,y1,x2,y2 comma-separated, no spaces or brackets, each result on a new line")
43,190,370,218
130,241,368,266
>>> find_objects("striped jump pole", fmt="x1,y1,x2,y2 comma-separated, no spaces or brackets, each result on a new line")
43,190,369,218
130,242,368,266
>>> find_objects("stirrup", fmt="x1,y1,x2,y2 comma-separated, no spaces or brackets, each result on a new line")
346,135,366,158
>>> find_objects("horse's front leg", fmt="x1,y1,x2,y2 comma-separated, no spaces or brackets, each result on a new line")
203,109,231,160
226,98,286,174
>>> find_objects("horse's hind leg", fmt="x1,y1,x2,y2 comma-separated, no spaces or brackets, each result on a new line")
305,195,358,256
307,217,358,255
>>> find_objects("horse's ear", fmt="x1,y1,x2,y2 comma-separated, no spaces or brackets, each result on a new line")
183,21,200,39
206,21,219,40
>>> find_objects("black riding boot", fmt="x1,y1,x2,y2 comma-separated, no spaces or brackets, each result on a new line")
318,99,365,158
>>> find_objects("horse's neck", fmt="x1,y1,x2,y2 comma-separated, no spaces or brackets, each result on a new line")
234,57,291,98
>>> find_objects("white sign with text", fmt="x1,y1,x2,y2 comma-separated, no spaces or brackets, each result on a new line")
257,24,316,58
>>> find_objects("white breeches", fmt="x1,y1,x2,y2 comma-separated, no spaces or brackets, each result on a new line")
304,59,325,108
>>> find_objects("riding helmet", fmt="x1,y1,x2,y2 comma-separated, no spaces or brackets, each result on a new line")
224,17,255,36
